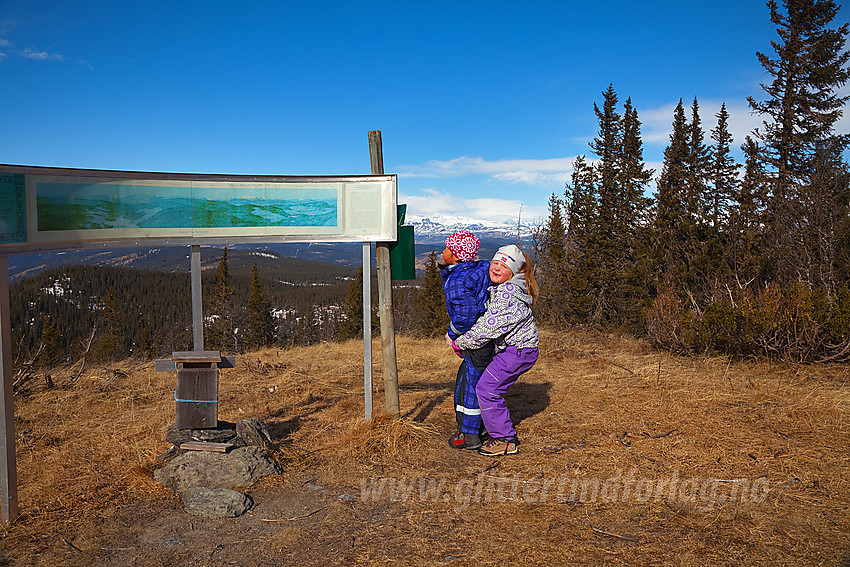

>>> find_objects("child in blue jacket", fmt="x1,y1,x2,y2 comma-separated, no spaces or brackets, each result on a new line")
440,230,494,450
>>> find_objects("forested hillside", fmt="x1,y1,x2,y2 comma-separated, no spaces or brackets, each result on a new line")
10,251,361,365
8,244,443,369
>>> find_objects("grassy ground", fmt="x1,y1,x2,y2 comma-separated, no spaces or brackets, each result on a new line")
1,329,848,566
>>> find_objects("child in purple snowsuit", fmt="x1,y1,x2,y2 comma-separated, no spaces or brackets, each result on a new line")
441,230,494,450
453,244,539,457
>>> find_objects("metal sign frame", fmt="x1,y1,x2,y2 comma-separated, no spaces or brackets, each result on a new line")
0,163,398,523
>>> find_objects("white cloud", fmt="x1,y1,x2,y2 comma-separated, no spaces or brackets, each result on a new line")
0,22,12,59
398,155,578,187
640,99,763,149
398,188,547,223
18,47,63,62
640,91,850,151
0,21,69,64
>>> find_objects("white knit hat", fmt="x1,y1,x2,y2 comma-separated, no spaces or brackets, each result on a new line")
492,245,524,275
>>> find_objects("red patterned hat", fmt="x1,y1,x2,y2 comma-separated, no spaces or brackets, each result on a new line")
445,230,480,262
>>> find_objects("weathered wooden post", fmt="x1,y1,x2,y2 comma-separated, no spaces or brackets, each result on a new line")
369,130,400,415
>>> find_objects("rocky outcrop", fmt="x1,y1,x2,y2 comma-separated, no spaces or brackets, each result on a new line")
154,446,280,493
154,418,279,517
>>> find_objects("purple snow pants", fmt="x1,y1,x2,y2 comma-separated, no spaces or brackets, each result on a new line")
475,346,539,441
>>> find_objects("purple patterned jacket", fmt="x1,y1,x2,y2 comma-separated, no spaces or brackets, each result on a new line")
454,273,538,353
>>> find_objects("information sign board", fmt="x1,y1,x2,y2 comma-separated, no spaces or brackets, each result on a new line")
0,165,396,252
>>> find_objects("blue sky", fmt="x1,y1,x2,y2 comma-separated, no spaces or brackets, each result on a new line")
1,1,848,225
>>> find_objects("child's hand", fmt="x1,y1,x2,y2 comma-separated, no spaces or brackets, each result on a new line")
446,334,462,358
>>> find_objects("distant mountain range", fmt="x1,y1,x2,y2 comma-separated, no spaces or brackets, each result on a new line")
7,215,537,281
406,214,535,244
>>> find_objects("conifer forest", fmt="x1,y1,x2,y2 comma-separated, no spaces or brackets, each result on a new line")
10,0,850,367
534,0,850,362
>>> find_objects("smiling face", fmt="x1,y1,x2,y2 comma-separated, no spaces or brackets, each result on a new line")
489,260,513,284
442,247,459,266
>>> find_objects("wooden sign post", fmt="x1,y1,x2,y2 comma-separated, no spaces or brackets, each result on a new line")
369,131,400,416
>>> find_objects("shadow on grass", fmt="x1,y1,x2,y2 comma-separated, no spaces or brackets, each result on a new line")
398,379,553,427
399,381,455,392
403,392,451,423
399,381,454,423
263,399,341,447
506,381,553,426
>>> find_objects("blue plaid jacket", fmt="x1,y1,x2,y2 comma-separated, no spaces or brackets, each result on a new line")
441,260,492,340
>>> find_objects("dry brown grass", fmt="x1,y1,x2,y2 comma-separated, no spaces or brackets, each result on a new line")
1,329,849,566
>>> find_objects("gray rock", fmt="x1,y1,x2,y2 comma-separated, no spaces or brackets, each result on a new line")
166,422,243,446
154,446,280,493
181,487,253,518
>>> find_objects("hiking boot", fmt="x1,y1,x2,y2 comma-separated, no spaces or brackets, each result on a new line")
477,438,519,457
449,431,482,450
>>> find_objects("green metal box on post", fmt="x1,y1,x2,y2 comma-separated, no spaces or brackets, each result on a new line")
390,204,415,281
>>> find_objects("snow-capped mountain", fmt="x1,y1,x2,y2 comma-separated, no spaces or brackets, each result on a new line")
406,214,535,244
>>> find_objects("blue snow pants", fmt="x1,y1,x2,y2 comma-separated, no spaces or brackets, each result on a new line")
454,342,495,435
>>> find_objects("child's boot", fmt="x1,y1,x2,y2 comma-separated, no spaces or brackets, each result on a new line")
477,437,519,456
449,431,482,450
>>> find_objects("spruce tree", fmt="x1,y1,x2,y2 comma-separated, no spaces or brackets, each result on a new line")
653,100,691,292
691,102,741,294
416,251,449,336
618,98,655,328
708,103,739,230
244,264,276,350
747,0,850,286
205,248,237,352
576,86,656,329
535,194,569,325
686,97,712,227
564,155,598,323
37,316,61,367
805,139,850,292
620,98,655,230
835,186,850,286
587,85,624,326
589,84,623,232
91,287,123,362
